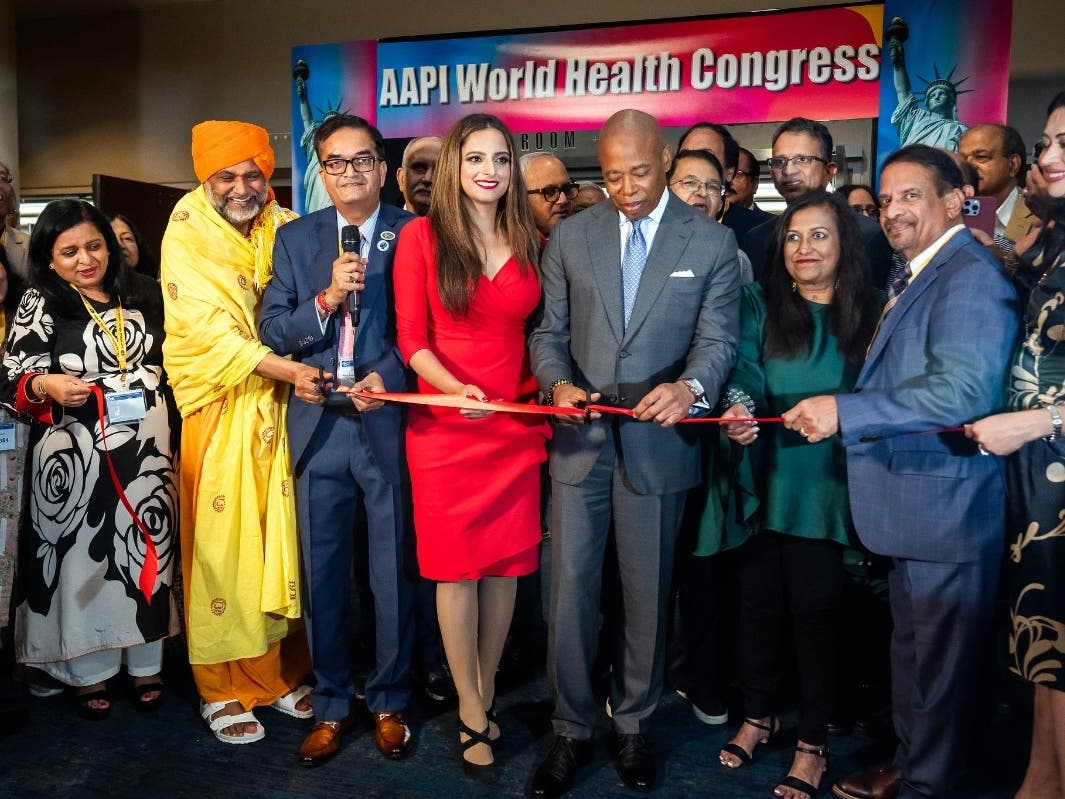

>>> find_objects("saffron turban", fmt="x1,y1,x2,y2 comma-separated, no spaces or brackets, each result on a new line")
191,120,275,184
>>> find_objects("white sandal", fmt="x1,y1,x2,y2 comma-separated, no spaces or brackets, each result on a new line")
268,684,314,719
200,699,265,744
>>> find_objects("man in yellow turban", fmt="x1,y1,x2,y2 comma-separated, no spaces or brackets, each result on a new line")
161,120,325,744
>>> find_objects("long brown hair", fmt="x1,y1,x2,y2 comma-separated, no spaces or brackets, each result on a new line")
429,114,539,315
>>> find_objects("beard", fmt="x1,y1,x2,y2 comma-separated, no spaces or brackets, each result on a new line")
204,182,269,226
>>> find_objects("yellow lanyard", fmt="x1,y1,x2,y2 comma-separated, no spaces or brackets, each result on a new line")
71,285,128,383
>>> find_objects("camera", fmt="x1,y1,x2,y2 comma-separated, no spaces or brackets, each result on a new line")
962,198,982,216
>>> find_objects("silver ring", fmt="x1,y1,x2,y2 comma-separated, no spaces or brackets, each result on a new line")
800,427,809,438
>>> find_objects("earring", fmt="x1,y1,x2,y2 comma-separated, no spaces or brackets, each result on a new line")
48,264,55,271
791,281,798,293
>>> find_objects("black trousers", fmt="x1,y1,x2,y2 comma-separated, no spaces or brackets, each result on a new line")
735,532,845,746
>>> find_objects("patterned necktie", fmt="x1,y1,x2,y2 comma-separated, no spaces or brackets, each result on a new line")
622,218,648,328
868,261,912,354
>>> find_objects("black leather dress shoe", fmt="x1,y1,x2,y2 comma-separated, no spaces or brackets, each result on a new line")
530,735,593,798
609,731,654,792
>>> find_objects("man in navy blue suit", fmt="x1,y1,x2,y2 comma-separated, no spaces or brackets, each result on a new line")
260,114,415,766
784,145,1018,799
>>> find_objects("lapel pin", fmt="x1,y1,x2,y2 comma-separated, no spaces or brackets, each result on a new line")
377,240,390,252
380,230,396,241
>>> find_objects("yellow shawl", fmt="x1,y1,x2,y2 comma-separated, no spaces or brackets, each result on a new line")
160,186,301,664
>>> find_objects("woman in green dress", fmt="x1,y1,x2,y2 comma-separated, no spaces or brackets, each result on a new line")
716,191,881,799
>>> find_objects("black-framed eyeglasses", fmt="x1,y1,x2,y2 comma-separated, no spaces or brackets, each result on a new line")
732,169,753,181
320,156,382,175
671,178,725,197
527,183,579,203
767,154,828,171
851,204,879,219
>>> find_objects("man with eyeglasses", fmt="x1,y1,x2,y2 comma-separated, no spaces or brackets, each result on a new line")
728,148,763,213
0,162,27,280
396,136,442,217
260,113,416,766
959,124,1035,251
521,152,577,238
742,117,892,287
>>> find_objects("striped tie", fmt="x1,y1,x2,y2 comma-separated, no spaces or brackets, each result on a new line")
868,262,912,354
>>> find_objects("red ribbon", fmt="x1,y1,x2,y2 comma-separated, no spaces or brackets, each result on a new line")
91,386,157,604
349,389,783,423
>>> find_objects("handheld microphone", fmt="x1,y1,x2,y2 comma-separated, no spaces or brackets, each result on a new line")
340,224,361,327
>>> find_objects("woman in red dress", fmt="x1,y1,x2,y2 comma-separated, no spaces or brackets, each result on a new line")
394,113,548,773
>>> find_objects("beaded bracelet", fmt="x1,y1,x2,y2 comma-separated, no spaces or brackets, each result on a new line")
546,378,573,405
723,385,756,416
316,291,338,316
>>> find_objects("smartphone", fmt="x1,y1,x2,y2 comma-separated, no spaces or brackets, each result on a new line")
962,195,997,238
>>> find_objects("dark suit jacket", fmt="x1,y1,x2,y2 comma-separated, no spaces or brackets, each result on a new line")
836,228,1019,563
743,206,892,288
529,192,740,495
260,203,414,484
721,203,770,239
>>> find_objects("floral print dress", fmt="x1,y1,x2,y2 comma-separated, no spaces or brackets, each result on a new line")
0,283,179,668
1006,249,1065,689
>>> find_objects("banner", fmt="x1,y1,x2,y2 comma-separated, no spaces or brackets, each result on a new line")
876,0,1012,173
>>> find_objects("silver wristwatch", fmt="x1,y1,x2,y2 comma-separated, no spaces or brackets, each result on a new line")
1047,404,1062,441
681,377,704,401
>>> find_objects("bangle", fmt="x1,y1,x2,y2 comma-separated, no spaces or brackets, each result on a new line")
316,291,338,316
724,385,756,416
546,378,572,406
28,374,49,402
1047,404,1062,441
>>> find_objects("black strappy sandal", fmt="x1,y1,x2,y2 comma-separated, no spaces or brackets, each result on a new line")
485,702,502,750
719,715,778,768
458,717,495,776
776,742,829,797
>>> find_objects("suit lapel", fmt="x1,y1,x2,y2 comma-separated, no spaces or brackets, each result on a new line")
588,204,625,345
354,205,396,350
860,230,968,380
315,210,340,340
622,195,691,345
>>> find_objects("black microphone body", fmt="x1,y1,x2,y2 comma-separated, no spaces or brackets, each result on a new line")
340,224,361,327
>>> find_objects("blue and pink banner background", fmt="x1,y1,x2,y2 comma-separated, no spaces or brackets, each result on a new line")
291,2,1010,213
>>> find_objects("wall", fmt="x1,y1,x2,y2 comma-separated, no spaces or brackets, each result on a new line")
12,0,1065,195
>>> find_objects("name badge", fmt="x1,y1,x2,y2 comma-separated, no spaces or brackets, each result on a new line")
338,358,356,387
105,389,147,424
0,422,15,451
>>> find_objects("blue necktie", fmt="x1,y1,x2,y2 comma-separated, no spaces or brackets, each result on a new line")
622,218,648,328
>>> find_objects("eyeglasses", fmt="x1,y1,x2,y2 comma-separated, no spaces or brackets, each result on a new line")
0,171,11,184
732,169,753,181
671,178,725,197
320,156,382,175
767,155,827,171
527,183,579,203
851,204,879,219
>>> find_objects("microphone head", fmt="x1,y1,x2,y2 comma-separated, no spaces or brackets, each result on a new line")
341,224,360,253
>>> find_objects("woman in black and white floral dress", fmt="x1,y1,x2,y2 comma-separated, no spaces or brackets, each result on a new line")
0,200,178,719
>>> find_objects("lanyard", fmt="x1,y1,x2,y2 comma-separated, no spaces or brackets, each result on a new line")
71,285,128,383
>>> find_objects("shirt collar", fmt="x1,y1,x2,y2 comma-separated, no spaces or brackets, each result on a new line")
335,203,381,245
908,224,964,281
616,187,670,229
996,186,1019,228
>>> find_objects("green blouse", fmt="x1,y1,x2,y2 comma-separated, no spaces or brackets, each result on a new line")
697,283,862,553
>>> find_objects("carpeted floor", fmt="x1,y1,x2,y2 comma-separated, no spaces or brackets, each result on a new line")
0,636,1027,799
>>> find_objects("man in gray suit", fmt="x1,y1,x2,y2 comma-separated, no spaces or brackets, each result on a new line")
528,109,740,797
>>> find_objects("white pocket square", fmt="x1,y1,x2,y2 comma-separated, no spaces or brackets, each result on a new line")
670,269,696,278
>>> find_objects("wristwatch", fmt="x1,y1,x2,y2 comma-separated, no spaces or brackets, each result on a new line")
1047,404,1062,441
680,377,704,401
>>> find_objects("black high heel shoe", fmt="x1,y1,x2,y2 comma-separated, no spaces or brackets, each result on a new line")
775,742,828,797
485,702,502,750
458,716,495,776
719,715,779,768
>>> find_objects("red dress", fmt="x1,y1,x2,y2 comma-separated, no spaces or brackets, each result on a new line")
394,217,550,581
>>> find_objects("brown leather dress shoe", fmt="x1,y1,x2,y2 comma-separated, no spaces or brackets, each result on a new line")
297,715,355,767
832,765,902,799
374,711,413,759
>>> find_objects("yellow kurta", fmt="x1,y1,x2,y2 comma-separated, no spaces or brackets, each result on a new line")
160,186,300,665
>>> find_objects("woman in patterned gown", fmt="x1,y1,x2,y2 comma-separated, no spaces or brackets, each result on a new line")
395,113,547,773
967,91,1065,799
0,200,178,719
